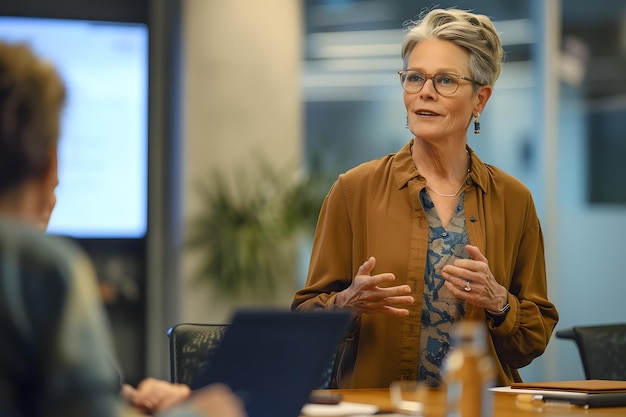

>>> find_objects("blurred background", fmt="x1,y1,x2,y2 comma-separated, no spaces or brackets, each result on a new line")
1,0,625,386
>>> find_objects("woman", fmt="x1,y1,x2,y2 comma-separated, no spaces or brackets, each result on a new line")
292,8,559,389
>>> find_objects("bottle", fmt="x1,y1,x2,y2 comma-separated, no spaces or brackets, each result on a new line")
443,320,496,417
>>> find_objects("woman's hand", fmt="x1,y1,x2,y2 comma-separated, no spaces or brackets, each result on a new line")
441,245,508,312
336,256,414,316
122,377,191,414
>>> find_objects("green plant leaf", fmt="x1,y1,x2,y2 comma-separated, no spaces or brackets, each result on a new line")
186,159,326,299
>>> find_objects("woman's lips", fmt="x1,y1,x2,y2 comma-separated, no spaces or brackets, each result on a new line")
415,110,440,116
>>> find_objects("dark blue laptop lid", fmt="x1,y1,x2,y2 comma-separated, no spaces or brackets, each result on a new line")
193,309,352,417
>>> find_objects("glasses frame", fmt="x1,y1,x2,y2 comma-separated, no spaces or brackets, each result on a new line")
397,70,484,96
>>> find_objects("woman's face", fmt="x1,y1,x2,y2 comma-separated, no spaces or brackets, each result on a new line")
39,179,57,231
37,148,59,232
403,38,491,144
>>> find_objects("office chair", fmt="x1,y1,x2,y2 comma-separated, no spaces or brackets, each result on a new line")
555,323,626,380
167,322,340,389
167,323,229,387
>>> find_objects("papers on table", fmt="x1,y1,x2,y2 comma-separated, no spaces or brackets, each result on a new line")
300,401,379,416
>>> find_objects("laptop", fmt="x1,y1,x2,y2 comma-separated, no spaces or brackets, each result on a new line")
192,309,353,417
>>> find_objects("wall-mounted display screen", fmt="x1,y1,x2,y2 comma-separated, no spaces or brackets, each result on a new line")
0,17,148,238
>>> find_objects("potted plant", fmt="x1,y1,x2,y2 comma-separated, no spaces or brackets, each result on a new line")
186,158,331,299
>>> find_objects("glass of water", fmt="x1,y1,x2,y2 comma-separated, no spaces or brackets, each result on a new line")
389,381,426,415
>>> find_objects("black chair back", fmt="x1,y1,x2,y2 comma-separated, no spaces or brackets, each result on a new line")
167,323,228,386
167,321,341,389
556,323,626,380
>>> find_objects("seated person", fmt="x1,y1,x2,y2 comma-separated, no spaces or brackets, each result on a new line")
0,41,245,417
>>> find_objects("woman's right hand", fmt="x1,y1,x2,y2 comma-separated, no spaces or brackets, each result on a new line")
335,256,414,316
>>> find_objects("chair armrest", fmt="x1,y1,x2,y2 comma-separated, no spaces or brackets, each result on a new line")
555,328,576,340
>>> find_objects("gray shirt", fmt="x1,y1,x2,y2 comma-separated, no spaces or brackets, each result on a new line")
0,218,199,417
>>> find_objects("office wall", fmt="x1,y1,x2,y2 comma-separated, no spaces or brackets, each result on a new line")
179,0,303,323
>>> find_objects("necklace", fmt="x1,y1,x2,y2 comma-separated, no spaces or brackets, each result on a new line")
427,182,465,197
426,150,471,197
412,145,471,197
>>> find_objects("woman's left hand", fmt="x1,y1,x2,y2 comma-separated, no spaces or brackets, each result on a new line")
442,245,508,312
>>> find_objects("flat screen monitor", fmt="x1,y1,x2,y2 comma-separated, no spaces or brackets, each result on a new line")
0,16,148,238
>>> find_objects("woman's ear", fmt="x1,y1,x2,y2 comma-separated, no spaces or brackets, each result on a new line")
475,84,493,115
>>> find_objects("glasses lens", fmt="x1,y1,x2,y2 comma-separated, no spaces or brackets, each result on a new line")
402,71,425,93
433,74,459,95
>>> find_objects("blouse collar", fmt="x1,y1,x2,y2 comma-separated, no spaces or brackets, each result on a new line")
392,139,489,194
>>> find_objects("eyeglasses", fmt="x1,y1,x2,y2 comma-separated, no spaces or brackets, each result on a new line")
397,70,484,96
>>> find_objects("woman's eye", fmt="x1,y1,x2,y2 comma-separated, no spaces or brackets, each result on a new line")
408,73,424,82
437,75,454,85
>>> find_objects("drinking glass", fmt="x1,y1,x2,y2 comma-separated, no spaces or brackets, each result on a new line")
389,381,425,415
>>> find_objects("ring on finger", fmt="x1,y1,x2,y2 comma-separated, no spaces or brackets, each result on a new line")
464,281,472,292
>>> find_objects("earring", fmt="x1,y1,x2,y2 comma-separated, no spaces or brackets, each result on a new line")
473,112,480,134
405,115,409,129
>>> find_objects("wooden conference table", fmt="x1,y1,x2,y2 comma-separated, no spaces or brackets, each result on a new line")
305,388,626,417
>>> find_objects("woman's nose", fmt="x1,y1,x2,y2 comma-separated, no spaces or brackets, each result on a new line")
419,78,438,97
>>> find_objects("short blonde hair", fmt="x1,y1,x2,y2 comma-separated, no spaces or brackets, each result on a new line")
401,8,504,87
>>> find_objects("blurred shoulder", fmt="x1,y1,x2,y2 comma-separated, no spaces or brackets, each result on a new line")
0,218,89,275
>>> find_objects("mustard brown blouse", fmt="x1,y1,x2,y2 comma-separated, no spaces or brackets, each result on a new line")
291,140,559,388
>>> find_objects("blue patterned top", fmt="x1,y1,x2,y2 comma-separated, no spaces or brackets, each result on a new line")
417,189,469,386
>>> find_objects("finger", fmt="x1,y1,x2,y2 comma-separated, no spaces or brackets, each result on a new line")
444,279,470,296
132,378,175,412
370,272,401,286
466,244,488,263
135,377,160,394
444,260,482,275
353,270,396,289
353,273,396,292
378,285,412,296
357,256,376,276
384,295,415,305
121,384,139,403
441,266,469,282
381,306,411,316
